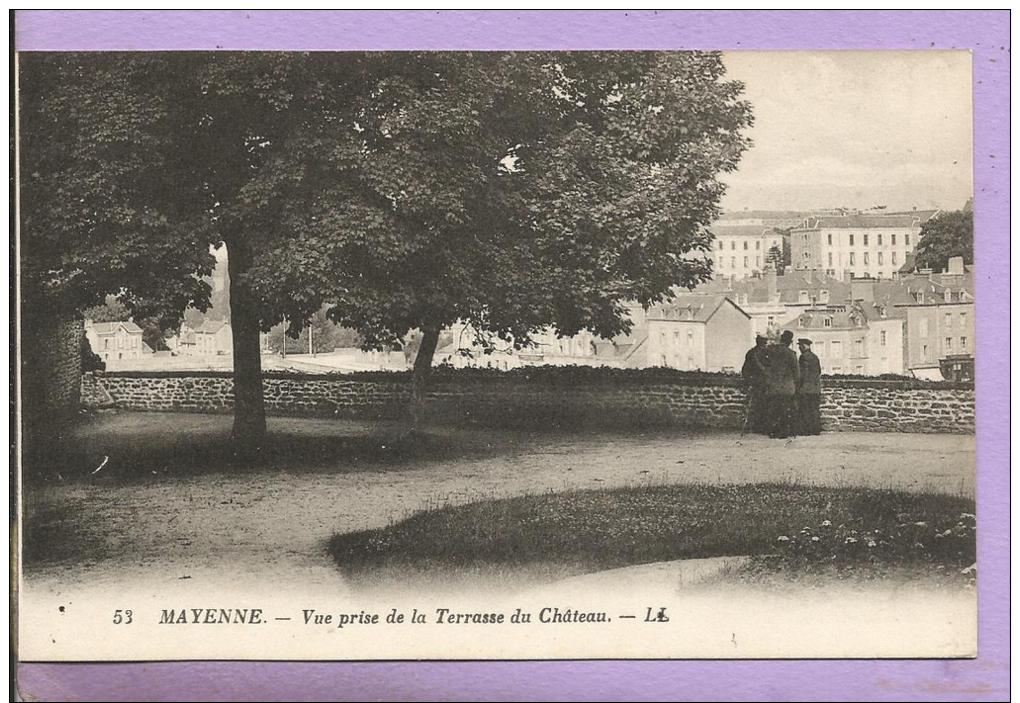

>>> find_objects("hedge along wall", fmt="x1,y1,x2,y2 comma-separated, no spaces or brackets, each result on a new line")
23,312,84,426
80,369,975,434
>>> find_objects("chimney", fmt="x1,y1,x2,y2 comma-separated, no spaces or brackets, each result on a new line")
851,278,875,304
947,256,964,275
765,267,778,302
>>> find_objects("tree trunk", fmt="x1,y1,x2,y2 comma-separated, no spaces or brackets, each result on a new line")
408,324,441,434
225,237,266,463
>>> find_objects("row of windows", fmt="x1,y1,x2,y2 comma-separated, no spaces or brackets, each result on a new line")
920,338,969,359
659,354,698,369
102,336,139,350
811,339,863,359
827,251,900,267
796,290,831,304
658,330,697,347
804,335,898,358
826,233,912,247
717,255,761,268
716,239,780,251
918,312,969,337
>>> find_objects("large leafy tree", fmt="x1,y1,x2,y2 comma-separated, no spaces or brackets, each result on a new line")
246,51,752,427
20,51,751,444
20,52,369,459
909,209,974,272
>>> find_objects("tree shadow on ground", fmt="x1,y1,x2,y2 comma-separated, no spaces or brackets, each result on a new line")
21,411,542,486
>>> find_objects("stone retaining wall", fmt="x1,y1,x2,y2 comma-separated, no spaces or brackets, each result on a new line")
81,370,975,434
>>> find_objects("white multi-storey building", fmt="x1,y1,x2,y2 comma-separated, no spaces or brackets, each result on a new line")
789,210,938,279
709,224,787,280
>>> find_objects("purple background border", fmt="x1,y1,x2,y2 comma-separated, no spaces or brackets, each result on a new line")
14,10,1009,702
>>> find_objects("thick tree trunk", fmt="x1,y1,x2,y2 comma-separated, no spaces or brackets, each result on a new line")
225,238,267,463
408,324,441,433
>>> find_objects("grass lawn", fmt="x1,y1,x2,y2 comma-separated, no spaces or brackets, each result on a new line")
329,483,976,584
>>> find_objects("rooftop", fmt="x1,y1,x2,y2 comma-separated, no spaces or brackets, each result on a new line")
87,320,143,335
796,210,939,230
697,270,852,305
709,224,787,238
647,293,748,323
783,306,869,332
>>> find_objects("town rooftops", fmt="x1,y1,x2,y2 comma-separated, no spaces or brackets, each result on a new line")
647,293,749,323
709,224,787,238
698,269,852,305
181,319,230,335
794,210,939,230
783,306,869,332
87,320,143,335
870,274,974,308
197,320,229,334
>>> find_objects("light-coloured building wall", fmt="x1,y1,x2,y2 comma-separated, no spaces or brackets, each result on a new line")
865,318,906,375
904,303,974,372
85,322,145,362
792,226,920,279
710,232,785,280
646,320,706,370
704,303,755,372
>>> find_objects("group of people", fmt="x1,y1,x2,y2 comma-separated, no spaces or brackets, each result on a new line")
741,330,822,439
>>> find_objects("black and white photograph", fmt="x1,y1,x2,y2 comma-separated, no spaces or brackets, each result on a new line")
16,48,976,660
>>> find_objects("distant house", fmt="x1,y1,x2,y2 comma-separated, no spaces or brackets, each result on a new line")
434,294,753,373
624,294,753,372
781,303,905,376
84,320,151,362
870,256,974,379
698,268,852,339
168,320,233,356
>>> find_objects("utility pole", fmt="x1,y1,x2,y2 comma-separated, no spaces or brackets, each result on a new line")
309,324,314,357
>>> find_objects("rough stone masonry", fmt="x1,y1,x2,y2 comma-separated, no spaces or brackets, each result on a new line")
80,370,975,434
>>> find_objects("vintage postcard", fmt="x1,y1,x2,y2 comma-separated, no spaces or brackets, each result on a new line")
15,24,987,670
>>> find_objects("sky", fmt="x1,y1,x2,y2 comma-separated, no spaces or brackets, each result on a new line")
718,51,973,213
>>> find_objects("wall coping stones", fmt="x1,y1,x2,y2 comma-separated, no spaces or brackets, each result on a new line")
91,368,975,391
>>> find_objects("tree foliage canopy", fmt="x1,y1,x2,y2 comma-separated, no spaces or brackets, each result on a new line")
909,209,973,272
246,51,753,349
21,51,751,348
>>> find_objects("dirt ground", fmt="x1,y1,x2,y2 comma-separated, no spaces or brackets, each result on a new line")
20,411,974,595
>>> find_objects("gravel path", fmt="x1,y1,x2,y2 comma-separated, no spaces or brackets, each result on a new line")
21,412,974,594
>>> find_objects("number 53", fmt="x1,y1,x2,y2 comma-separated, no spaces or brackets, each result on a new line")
113,609,133,624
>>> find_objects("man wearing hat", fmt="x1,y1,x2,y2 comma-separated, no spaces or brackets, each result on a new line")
796,337,822,435
764,330,799,438
740,334,769,434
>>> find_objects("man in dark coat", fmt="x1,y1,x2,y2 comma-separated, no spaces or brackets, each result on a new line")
764,330,799,439
740,335,769,434
796,338,823,435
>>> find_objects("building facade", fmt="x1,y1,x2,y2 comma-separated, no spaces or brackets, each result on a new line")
626,294,753,372
781,303,906,376
709,224,787,280
697,268,852,339
789,210,938,279
860,256,974,379
84,320,149,362
169,320,234,356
